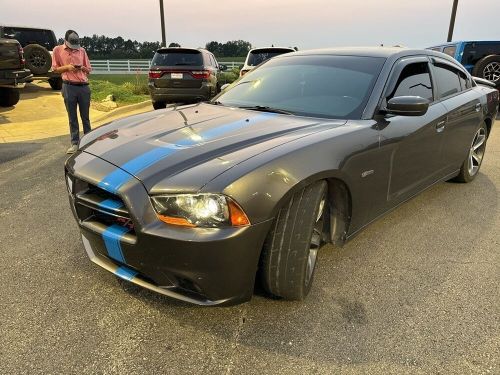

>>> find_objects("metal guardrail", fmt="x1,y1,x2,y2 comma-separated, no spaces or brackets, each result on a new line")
89,59,242,74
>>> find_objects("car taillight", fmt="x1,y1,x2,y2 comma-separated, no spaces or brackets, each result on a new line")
19,46,25,67
149,70,164,79
191,70,210,79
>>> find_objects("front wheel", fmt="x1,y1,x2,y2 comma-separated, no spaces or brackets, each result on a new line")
260,180,327,300
454,123,488,182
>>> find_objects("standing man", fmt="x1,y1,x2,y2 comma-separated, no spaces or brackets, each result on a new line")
51,30,92,154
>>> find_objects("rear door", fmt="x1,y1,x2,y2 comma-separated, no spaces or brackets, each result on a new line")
429,57,482,172
378,56,449,206
150,49,205,89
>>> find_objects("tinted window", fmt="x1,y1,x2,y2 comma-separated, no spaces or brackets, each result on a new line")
2,27,56,50
152,49,203,67
214,55,385,119
443,46,457,57
389,62,433,101
462,42,500,65
247,48,294,66
433,63,462,98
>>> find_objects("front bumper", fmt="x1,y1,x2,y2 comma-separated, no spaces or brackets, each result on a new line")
66,152,271,306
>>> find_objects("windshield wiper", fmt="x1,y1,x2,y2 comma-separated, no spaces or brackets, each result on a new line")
238,105,295,115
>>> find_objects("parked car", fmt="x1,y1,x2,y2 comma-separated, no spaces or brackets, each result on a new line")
65,47,498,306
148,47,227,110
0,25,62,90
240,47,295,77
428,41,500,87
0,38,32,107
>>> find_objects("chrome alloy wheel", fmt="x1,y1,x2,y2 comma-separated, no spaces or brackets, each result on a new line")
483,61,500,83
306,198,325,285
468,127,487,176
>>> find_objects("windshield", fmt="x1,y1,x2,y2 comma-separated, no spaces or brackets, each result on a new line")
247,49,294,66
214,55,385,119
152,50,203,67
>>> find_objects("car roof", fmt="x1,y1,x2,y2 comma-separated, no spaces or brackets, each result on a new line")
0,25,54,32
430,40,500,47
156,47,209,53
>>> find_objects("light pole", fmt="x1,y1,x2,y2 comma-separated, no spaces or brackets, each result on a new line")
447,0,459,42
159,0,166,47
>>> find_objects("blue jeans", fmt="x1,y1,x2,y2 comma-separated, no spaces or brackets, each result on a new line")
62,83,91,145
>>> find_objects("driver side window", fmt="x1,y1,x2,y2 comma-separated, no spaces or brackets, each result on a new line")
388,62,434,102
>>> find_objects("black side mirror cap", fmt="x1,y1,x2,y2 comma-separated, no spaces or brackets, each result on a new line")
219,64,228,71
386,96,430,117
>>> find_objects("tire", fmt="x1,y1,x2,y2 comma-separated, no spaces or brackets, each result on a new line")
48,77,63,90
152,101,167,110
260,180,327,300
472,55,500,85
0,88,20,107
454,122,488,183
23,44,52,75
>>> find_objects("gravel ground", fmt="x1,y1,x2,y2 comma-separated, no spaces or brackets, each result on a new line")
0,125,498,374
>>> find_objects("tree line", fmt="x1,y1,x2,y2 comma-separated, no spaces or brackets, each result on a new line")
57,35,253,59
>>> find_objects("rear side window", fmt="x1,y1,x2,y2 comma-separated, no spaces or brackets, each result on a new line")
2,27,56,50
152,50,203,67
389,62,433,102
462,42,500,65
433,63,462,98
458,70,472,90
247,48,294,66
442,46,457,58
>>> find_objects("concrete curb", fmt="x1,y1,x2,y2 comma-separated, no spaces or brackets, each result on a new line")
93,100,152,123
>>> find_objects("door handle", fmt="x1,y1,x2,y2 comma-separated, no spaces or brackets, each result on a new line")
475,103,481,112
436,120,446,133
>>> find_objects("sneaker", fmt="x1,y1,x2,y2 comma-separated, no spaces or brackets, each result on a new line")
66,144,78,154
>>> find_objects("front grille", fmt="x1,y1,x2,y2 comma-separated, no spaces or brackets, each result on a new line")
68,174,135,233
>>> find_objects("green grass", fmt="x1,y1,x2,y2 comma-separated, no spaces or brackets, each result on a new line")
89,73,149,105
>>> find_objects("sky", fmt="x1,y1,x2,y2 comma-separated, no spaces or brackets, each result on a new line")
1,0,499,49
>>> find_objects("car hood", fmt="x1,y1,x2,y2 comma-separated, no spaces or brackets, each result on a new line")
80,103,346,192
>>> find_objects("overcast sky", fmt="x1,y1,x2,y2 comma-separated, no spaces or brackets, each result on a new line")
1,0,499,49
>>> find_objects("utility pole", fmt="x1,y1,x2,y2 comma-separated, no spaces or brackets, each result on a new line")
159,0,166,47
447,0,459,42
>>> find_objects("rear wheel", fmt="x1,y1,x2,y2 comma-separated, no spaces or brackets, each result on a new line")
454,123,488,182
152,101,167,110
260,180,327,300
48,77,63,90
0,88,21,107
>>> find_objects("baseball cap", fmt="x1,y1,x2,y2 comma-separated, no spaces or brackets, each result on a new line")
64,30,80,49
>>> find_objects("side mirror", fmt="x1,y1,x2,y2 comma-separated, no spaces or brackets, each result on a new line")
219,64,228,71
220,83,231,91
386,96,430,116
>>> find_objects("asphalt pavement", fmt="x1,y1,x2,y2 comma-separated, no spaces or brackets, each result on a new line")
0,126,499,374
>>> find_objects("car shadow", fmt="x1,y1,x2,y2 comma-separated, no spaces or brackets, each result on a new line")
0,141,43,164
113,172,498,368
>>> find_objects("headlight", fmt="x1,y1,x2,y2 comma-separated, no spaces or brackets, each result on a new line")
151,194,250,228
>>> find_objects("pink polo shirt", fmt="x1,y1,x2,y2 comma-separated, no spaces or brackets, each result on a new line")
51,44,92,83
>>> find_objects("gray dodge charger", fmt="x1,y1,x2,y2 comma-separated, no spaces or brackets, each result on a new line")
65,47,499,306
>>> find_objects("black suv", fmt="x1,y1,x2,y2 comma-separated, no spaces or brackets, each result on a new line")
0,25,62,90
148,48,227,110
0,38,32,107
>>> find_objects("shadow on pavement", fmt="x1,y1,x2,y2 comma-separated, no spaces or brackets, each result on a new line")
0,141,43,164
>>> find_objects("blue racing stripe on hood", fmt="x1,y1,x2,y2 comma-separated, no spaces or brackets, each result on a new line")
97,112,276,194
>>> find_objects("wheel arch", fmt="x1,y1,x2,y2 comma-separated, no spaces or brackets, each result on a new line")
484,117,492,137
